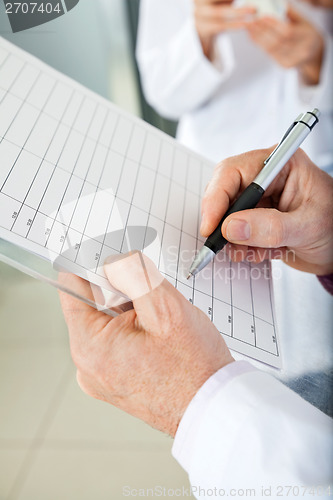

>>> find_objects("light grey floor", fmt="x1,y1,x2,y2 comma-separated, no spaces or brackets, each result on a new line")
0,263,190,500
1,255,332,500
0,1,191,497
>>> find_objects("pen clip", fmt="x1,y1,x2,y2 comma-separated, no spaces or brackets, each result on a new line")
263,109,320,166
263,114,302,165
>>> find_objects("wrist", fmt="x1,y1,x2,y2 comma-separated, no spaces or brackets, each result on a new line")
198,33,215,61
169,357,235,438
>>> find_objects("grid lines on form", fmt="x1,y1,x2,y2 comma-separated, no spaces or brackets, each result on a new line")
19,87,78,237
1,67,207,243
0,37,280,367
0,55,274,336
141,134,162,267
0,67,44,189
94,118,137,268
227,260,234,339
0,63,40,145
128,130,162,258
0,61,30,134
154,142,175,282
49,112,136,275
119,130,147,255
249,262,257,348
1,80,69,249
174,155,189,292
47,102,117,275
189,157,204,308
61,104,110,257
172,152,212,325
44,96,100,252
164,148,192,286
15,88,85,245
92,116,129,274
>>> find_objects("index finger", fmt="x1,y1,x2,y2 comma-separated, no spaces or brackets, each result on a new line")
255,16,291,38
200,148,273,237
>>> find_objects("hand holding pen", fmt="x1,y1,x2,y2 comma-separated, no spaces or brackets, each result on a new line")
188,109,333,277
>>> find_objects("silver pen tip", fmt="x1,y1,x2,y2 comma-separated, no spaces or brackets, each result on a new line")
186,273,193,280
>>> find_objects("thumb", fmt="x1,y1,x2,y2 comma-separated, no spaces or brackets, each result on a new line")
104,251,186,335
104,251,164,302
222,208,303,249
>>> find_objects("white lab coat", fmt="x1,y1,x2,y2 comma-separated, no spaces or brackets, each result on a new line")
137,0,333,169
173,361,333,500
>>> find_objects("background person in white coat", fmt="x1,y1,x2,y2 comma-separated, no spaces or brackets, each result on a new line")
59,148,333,500
136,0,333,398
136,0,333,171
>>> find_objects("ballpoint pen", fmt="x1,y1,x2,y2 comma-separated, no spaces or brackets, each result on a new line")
187,108,320,279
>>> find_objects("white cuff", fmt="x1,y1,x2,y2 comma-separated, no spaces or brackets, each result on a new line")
172,360,333,493
172,360,256,472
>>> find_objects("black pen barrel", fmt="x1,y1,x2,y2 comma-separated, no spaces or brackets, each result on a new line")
205,182,265,254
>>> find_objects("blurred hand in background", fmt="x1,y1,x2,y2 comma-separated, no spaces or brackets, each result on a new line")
301,0,333,7
246,6,324,84
194,0,255,58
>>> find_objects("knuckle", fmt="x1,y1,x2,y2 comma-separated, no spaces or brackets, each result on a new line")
154,287,189,336
209,162,228,187
214,159,226,175
265,212,286,248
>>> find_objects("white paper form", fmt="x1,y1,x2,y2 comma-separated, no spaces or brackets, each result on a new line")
0,37,281,368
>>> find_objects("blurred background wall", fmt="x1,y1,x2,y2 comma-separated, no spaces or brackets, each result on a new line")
0,1,187,498
0,0,177,129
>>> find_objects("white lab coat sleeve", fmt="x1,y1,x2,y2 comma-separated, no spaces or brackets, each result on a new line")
136,0,235,120
297,34,333,112
172,360,333,500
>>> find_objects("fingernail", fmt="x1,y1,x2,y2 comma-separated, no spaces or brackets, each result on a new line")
104,254,123,266
226,219,251,241
104,251,138,268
